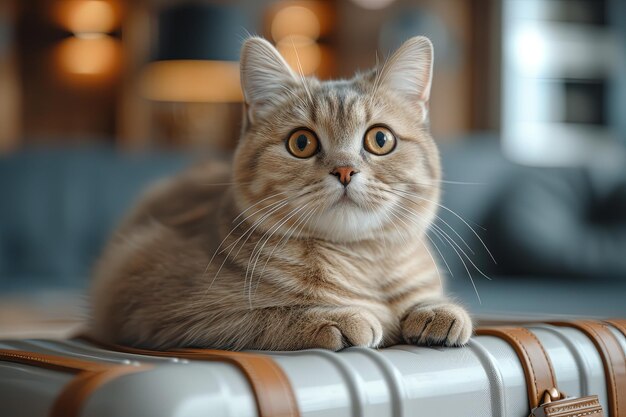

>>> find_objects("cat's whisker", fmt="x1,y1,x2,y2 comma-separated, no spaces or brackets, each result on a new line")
383,191,486,302
225,184,322,259
273,201,319,253
431,225,483,304
424,230,454,278
293,203,320,241
387,205,449,283
218,196,289,255
207,198,292,293
391,194,493,283
396,207,455,279
362,195,389,248
245,202,312,306
368,182,453,237
232,196,304,261
203,193,291,285
404,206,487,304
387,205,446,290
383,181,437,189
390,188,494,261
386,180,486,186
248,202,317,300
209,185,320,289
418,235,445,288
407,190,488,232
238,185,322,291
360,183,405,244
384,206,412,247
441,180,486,185
428,220,491,281
255,203,319,296
308,196,327,239
232,191,288,224
390,195,475,256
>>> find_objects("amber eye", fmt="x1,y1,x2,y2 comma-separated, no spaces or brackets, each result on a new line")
363,126,396,155
287,129,319,158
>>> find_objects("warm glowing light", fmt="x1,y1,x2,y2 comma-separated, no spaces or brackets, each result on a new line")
271,5,320,42
350,0,396,10
55,35,120,76
140,61,243,103
277,36,321,75
267,1,334,39
53,0,120,34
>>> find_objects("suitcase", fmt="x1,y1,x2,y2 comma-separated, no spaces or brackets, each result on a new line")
1,319,624,417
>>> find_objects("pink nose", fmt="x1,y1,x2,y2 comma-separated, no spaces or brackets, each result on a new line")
331,166,358,186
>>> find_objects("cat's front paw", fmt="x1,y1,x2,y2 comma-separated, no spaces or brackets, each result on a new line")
305,308,383,351
401,301,472,346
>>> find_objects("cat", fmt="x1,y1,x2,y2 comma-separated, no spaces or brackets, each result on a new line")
89,36,473,350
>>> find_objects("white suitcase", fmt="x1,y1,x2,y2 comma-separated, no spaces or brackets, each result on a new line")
1,320,624,417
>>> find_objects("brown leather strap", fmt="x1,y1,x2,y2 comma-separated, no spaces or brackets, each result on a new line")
51,366,150,417
175,348,300,417
0,349,151,417
551,320,626,417
605,319,626,339
77,336,300,417
476,327,557,409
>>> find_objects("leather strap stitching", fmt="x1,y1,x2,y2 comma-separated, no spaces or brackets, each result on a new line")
520,328,557,389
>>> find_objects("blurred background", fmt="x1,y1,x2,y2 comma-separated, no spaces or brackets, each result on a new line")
1,0,625,338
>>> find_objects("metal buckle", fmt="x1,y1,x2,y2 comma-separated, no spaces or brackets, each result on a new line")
529,388,604,417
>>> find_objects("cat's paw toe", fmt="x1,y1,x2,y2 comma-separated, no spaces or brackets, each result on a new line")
401,302,472,347
311,309,383,351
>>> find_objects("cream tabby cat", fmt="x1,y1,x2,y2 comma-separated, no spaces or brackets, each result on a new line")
90,36,472,350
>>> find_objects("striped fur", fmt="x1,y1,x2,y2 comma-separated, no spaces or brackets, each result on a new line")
90,37,472,350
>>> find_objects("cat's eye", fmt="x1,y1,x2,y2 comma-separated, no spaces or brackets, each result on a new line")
287,129,319,158
364,126,396,155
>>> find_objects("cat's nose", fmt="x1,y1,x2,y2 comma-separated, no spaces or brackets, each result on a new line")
330,166,359,186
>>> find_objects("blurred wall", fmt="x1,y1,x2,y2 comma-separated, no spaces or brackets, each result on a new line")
609,0,626,143
16,0,121,144
0,0,500,151
0,1,20,152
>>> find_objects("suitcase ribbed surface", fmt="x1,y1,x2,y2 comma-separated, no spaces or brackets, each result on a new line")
1,322,625,417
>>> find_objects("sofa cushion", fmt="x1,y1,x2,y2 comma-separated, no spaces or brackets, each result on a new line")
0,147,189,289
487,165,626,279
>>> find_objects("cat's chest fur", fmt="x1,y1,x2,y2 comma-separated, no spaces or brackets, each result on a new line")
252,233,442,314
255,236,442,342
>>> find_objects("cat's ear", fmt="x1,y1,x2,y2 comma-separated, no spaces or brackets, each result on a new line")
240,37,297,123
379,36,433,104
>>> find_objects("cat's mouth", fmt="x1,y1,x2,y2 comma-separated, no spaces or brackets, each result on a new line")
333,189,361,208
339,193,354,203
